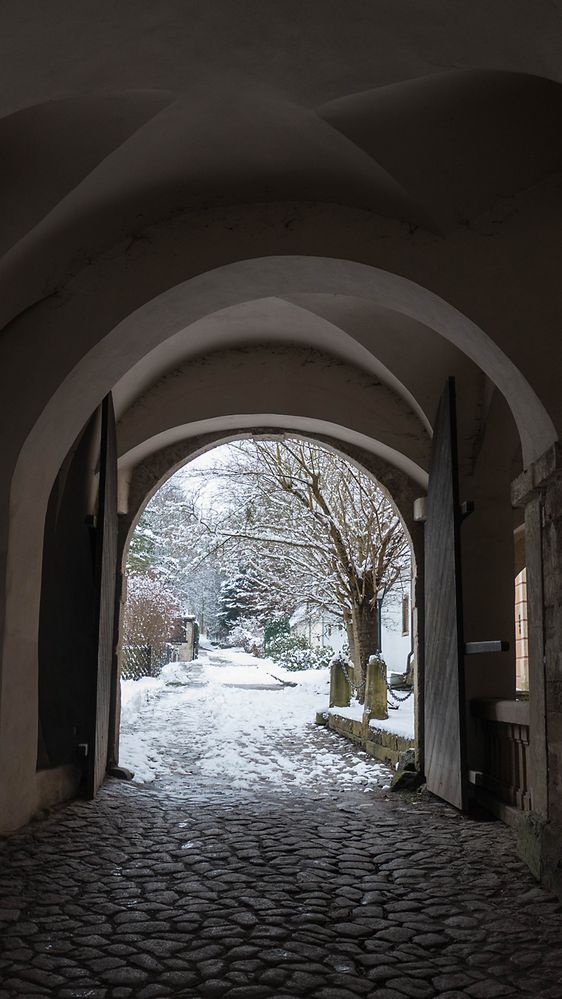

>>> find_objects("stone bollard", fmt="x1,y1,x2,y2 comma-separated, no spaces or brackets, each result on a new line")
329,660,351,708
365,655,388,720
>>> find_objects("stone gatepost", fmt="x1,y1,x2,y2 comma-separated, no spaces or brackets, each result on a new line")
365,655,388,720
329,660,351,708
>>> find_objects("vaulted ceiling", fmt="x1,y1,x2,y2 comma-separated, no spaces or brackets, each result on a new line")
1,1,561,510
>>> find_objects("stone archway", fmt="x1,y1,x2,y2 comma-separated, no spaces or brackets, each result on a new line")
0,254,556,832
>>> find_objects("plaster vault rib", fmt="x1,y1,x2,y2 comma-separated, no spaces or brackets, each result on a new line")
117,415,430,492
113,296,433,435
110,256,556,469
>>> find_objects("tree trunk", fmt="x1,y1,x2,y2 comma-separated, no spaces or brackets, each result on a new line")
349,604,362,699
343,612,355,665
350,579,378,704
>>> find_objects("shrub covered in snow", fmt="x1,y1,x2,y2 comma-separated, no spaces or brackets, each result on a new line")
224,616,264,655
267,633,334,671
122,572,180,679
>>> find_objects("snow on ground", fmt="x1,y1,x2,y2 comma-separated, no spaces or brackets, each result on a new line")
120,647,393,793
371,694,415,739
326,700,364,722
326,694,415,739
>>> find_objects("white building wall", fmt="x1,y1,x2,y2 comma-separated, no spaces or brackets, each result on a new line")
380,600,411,673
290,596,411,671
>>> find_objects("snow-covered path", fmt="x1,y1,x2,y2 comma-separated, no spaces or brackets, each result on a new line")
119,647,393,798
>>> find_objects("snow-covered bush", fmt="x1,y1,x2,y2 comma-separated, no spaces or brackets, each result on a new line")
224,616,264,655
122,573,180,679
266,633,334,671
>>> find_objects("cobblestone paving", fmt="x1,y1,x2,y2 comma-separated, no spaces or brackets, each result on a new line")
1,722,562,997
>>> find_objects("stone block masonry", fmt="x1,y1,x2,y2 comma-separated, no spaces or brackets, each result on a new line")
316,709,414,767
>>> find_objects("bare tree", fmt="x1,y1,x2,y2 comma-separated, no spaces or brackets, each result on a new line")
189,440,411,699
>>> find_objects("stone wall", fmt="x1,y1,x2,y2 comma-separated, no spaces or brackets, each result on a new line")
316,710,414,768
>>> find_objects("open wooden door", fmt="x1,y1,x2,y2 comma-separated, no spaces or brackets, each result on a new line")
424,378,468,811
86,394,118,797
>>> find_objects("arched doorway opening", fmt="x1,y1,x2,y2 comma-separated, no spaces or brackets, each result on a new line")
116,434,417,797
1,252,554,846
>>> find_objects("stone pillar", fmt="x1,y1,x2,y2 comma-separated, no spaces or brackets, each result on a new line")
365,655,388,720
512,444,562,895
329,660,351,708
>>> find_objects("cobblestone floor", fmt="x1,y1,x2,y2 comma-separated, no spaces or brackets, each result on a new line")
1,700,562,998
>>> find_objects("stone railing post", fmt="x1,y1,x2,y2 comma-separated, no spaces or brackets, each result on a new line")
365,654,388,720
329,660,351,708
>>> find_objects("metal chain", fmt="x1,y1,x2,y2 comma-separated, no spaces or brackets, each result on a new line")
383,668,414,702
387,685,414,703
365,656,414,702
335,657,412,702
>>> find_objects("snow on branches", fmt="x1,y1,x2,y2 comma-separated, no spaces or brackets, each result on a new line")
125,439,411,692
122,572,180,678
182,440,411,692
